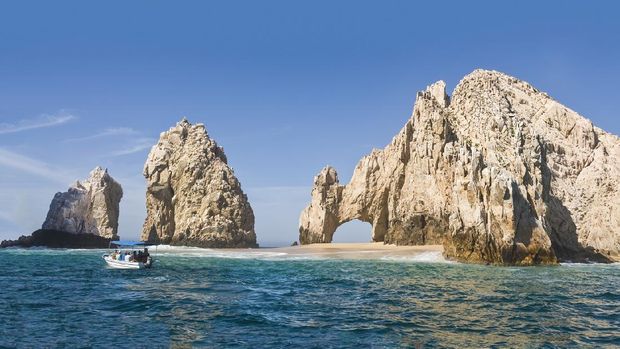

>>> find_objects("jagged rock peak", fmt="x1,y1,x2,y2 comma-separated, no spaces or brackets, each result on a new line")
42,166,123,239
299,69,620,265
141,118,256,248
420,80,450,108
317,166,339,186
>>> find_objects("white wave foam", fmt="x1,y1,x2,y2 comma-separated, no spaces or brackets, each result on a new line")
560,261,620,267
380,251,452,264
152,246,289,260
2,244,454,263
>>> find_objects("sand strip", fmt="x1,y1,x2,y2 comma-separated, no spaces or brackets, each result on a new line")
257,242,444,260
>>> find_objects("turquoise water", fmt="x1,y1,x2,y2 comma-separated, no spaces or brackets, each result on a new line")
0,248,618,348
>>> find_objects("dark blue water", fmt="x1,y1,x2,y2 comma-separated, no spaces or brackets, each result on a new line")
0,248,618,348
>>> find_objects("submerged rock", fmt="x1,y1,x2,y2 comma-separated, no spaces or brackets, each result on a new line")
141,118,257,248
43,166,123,239
1,229,112,248
299,70,620,265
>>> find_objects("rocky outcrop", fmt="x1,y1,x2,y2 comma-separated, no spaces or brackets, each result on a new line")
43,166,123,239
299,70,620,265
141,118,257,248
1,167,122,248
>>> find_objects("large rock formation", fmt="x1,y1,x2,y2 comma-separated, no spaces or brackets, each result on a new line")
141,118,257,248
43,166,123,239
2,167,123,248
299,70,620,265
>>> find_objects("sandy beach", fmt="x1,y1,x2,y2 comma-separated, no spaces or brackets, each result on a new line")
259,242,444,260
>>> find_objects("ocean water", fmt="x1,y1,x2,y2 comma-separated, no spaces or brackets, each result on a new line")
0,248,618,348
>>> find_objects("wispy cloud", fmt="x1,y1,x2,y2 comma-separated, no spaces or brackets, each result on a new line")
64,127,138,142
0,148,72,184
110,137,155,156
65,126,154,157
0,112,76,134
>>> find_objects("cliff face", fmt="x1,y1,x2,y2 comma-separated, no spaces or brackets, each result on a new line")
299,70,620,264
141,118,257,248
42,166,123,239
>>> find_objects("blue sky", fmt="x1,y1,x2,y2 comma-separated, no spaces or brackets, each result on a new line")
0,1,618,246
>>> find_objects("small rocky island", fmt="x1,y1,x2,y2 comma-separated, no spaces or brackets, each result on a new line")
1,167,123,248
299,70,620,265
141,118,257,248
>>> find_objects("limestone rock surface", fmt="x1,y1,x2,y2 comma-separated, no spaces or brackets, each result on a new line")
299,70,620,264
42,166,122,239
141,118,257,248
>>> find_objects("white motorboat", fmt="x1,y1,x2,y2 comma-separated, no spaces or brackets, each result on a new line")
103,240,153,269
102,254,152,269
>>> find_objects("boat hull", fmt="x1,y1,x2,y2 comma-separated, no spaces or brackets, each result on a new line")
103,255,151,269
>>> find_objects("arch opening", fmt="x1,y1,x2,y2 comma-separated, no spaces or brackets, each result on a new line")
332,220,373,243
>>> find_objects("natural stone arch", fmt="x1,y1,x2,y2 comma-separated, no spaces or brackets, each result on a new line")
299,70,619,265
298,166,389,244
